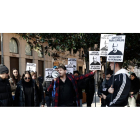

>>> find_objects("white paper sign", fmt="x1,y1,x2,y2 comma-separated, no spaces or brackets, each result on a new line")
65,65,73,74
100,34,116,56
45,68,54,81
68,58,77,71
107,35,125,62
26,63,36,72
89,51,101,70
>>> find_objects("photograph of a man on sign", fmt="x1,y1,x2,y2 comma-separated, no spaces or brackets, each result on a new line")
107,35,125,62
90,56,100,65
101,40,108,51
45,68,53,81
100,34,116,57
89,51,101,70
46,72,53,78
108,43,123,55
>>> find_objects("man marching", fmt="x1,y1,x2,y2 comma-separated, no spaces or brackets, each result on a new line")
47,64,96,107
102,62,131,107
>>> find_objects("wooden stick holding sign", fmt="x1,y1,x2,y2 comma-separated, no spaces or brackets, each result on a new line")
89,51,101,107
100,34,116,87
107,35,126,102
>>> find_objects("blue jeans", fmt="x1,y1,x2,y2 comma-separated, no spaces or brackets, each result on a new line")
51,96,55,107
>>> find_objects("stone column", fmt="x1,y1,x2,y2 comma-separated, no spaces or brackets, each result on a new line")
4,55,10,73
19,57,26,75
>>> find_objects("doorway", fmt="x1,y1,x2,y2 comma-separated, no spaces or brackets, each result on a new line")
10,57,19,77
38,60,44,77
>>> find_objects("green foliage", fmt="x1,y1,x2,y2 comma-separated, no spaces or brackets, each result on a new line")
17,33,140,62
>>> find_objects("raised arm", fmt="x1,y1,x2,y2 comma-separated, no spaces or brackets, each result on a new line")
74,71,96,81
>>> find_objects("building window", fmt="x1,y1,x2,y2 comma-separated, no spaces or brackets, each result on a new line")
25,43,32,56
38,46,44,58
9,38,18,53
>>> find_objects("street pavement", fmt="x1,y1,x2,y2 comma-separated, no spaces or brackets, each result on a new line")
44,93,101,107
82,93,101,107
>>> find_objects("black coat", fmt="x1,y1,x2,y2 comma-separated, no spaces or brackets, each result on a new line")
0,77,12,106
130,78,140,95
15,80,39,107
38,76,44,84
42,81,52,96
85,77,95,95
37,82,45,105
106,72,131,107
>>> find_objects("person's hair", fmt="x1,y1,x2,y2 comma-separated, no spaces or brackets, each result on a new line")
31,71,39,87
116,62,123,69
131,73,137,78
74,70,80,75
58,64,66,70
12,68,20,84
22,71,32,82
106,68,113,75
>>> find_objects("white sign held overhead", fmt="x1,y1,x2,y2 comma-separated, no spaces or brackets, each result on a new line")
68,58,77,71
100,34,116,57
107,35,125,62
89,51,101,70
26,63,36,72
45,68,54,81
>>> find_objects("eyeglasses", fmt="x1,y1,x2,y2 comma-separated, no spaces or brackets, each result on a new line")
25,77,31,80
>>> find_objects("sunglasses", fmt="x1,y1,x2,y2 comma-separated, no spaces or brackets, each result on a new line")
25,77,31,80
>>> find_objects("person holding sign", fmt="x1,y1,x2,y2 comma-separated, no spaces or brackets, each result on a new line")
108,43,123,55
47,64,96,107
90,56,100,65
98,69,112,107
102,62,131,107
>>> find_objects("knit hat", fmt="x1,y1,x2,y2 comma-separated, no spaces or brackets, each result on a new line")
0,64,9,74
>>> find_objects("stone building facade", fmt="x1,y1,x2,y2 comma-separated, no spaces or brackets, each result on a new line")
0,33,86,78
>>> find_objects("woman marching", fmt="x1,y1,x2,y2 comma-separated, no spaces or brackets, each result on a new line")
31,71,45,107
9,68,20,105
15,71,39,107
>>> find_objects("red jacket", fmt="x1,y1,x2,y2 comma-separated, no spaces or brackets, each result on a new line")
47,71,95,107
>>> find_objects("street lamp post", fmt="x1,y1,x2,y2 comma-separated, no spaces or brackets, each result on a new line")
1,33,4,64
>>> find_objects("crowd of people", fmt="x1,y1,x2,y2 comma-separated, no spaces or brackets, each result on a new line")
0,62,140,107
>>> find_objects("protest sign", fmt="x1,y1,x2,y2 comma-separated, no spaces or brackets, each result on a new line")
26,63,36,72
89,51,101,70
107,35,125,62
65,65,73,74
45,68,53,81
68,58,77,71
100,34,116,56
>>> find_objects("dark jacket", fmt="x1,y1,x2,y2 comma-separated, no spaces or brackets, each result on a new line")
106,69,131,107
38,76,44,84
0,77,12,106
85,77,95,96
15,80,39,107
48,72,95,107
98,80,109,96
37,81,45,105
42,81,52,96
130,77,140,95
